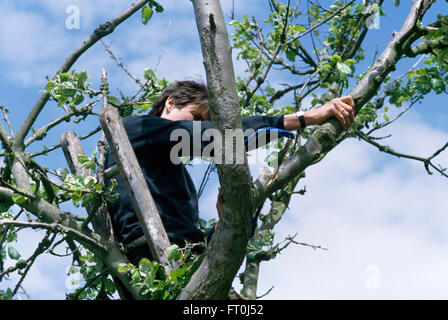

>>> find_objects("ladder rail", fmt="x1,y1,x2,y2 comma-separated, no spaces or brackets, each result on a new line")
99,106,176,273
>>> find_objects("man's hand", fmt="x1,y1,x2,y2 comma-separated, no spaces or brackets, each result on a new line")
305,96,355,130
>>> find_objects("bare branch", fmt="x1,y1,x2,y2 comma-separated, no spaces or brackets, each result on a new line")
24,100,99,148
0,109,12,149
366,98,417,135
11,231,55,297
283,0,355,47
0,219,106,252
356,130,448,178
29,126,101,158
405,35,448,58
101,40,144,87
243,1,304,107
0,105,14,136
154,20,173,73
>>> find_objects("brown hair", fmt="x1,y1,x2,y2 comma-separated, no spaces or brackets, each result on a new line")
149,80,210,120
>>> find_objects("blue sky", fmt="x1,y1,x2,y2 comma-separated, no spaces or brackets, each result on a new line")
0,0,447,299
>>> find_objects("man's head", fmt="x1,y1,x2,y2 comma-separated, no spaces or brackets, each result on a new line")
149,80,210,121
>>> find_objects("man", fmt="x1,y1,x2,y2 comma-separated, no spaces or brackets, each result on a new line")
105,80,354,265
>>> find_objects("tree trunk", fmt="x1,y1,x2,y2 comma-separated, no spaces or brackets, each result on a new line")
179,0,254,299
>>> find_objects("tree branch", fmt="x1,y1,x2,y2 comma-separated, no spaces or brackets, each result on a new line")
282,0,355,47
101,40,145,88
253,0,435,206
0,219,106,253
0,105,14,137
28,126,101,158
241,173,303,299
14,0,152,147
24,100,99,148
0,187,105,251
356,130,448,178
405,36,448,58
11,231,55,297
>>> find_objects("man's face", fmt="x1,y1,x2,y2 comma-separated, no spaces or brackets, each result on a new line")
160,97,206,121
161,104,201,121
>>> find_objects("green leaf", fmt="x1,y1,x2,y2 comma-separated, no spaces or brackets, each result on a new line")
117,263,129,273
77,155,90,163
285,46,297,62
0,199,14,213
144,68,156,81
107,96,121,106
104,278,116,294
142,5,153,25
150,0,164,13
45,81,56,92
8,246,21,260
397,96,409,105
246,251,258,263
84,176,97,188
143,270,155,288
431,78,443,90
336,62,351,74
167,244,181,261
61,88,76,97
131,269,141,282
59,73,71,82
71,94,84,106
139,258,152,274
76,70,88,88
12,194,28,205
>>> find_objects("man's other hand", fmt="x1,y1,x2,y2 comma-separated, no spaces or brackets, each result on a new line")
306,96,355,131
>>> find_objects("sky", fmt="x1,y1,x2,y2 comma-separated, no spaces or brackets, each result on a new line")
0,0,447,300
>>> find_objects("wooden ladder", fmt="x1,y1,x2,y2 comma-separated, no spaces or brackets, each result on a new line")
61,106,176,275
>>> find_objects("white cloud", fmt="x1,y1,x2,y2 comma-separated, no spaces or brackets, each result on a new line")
0,0,157,87
0,3,69,86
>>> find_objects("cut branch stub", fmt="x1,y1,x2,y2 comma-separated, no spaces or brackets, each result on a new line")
99,106,176,274
61,130,114,242
61,131,94,177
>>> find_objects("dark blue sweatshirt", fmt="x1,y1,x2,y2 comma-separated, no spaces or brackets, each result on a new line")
105,114,284,246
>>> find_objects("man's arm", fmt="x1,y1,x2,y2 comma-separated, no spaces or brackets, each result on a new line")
214,95,355,224
176,95,354,157
283,96,355,131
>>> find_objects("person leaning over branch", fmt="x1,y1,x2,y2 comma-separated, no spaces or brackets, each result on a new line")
105,80,354,266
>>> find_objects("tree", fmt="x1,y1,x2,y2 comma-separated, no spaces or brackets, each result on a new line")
0,0,447,300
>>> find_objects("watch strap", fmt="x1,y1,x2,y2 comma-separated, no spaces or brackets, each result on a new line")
295,111,306,129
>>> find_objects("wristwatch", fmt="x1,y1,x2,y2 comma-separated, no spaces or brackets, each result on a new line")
295,111,306,129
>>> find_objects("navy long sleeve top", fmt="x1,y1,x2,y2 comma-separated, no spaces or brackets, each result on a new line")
105,114,285,246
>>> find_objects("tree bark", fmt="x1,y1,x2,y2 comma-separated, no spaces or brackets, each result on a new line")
179,0,254,300
241,174,303,299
